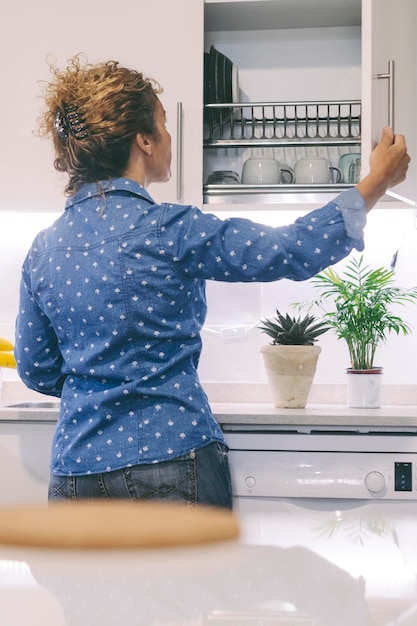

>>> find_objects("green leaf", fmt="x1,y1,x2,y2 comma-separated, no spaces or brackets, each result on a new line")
308,255,417,368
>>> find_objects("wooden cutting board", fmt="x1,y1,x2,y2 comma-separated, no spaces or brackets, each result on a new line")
0,501,240,549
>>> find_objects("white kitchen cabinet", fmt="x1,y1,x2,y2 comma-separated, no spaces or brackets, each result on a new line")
0,422,54,505
361,0,417,206
203,0,416,209
2,0,414,213
0,0,203,212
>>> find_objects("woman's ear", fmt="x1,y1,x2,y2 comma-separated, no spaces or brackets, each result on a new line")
135,133,153,155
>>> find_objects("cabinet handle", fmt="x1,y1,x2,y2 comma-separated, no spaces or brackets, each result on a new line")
374,60,395,130
176,102,183,202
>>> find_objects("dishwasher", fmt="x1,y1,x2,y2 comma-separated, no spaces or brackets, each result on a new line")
222,421,417,626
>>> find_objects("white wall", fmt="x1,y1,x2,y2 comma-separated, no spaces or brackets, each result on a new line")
199,206,417,386
2,207,417,386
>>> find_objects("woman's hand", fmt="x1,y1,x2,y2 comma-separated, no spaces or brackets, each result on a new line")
356,126,411,212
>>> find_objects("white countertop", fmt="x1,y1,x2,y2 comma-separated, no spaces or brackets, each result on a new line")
1,380,417,429
1,499,417,626
212,402,417,429
0,538,371,626
1,401,417,429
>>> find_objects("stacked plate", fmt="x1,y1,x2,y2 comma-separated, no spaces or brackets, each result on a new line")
206,170,241,185
204,46,239,126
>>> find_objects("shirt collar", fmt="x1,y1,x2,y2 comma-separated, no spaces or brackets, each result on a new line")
64,178,156,210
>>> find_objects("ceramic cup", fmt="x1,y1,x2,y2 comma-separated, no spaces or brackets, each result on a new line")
241,157,294,185
294,156,342,184
338,153,362,183
348,157,362,183
279,162,295,184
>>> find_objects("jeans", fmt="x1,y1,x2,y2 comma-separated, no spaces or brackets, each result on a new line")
48,441,233,509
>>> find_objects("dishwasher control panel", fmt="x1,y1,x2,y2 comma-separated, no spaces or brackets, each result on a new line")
228,450,417,500
395,462,413,491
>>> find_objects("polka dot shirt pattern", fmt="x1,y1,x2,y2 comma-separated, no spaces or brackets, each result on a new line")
15,179,366,475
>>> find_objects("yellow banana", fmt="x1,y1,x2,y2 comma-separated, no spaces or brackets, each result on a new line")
0,350,16,368
0,337,14,352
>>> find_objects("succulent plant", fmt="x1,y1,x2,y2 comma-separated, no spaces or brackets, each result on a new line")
258,310,330,346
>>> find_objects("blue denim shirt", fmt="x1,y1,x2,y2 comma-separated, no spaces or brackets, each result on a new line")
15,179,365,475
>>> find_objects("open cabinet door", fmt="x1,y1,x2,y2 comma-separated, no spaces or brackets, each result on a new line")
361,0,417,206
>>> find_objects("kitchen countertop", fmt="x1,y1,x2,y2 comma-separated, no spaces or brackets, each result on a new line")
1,401,417,429
1,380,417,428
213,402,417,429
0,404,59,424
1,376,417,422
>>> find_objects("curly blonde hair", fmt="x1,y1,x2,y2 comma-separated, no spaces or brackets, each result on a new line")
38,54,162,195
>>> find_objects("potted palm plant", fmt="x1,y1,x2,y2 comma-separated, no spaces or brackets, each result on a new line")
309,255,417,407
258,310,330,408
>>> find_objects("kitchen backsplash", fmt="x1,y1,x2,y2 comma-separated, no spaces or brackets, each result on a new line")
1,205,417,387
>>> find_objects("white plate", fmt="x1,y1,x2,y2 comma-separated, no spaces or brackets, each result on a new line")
232,64,239,103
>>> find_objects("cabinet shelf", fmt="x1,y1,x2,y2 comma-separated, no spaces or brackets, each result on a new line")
203,183,353,205
205,138,361,148
204,100,361,146
203,100,361,204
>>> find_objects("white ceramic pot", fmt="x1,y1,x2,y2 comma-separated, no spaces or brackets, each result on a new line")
346,367,383,409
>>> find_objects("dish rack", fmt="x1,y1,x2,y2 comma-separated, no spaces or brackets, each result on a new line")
203,100,361,203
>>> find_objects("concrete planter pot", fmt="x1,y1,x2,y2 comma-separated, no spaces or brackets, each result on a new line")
260,344,321,408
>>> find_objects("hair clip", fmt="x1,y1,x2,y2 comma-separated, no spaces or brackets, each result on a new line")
54,107,69,139
53,104,88,140
65,104,88,139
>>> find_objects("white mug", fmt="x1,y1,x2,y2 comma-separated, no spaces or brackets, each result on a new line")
242,157,294,185
294,156,342,184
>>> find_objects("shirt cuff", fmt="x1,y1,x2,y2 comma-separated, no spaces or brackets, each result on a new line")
333,187,367,241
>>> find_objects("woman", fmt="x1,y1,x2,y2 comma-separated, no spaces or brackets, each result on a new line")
15,55,410,508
